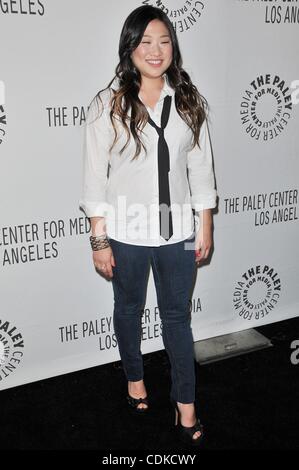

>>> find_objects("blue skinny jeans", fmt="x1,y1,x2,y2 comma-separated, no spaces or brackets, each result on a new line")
109,232,196,404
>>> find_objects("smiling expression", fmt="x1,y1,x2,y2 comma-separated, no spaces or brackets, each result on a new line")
131,19,173,79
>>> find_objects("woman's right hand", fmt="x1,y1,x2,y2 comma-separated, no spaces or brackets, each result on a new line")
92,246,116,280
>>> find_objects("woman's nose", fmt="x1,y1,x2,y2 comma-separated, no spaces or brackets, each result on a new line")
150,43,162,55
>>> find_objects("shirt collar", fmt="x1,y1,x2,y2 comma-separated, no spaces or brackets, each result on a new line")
158,73,175,100
110,73,175,101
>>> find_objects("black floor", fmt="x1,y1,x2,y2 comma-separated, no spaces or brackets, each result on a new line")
1,316,299,453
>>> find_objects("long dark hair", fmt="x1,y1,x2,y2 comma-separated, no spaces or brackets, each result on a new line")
90,5,209,160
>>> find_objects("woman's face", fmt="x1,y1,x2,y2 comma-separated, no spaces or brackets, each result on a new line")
131,19,173,80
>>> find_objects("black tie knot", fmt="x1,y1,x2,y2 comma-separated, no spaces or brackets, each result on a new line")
157,128,164,138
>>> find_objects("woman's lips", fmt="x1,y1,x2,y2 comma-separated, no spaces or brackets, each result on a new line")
146,60,163,67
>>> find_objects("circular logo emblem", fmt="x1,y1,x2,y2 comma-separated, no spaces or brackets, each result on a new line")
139,1,205,31
0,104,7,145
240,74,293,141
0,319,24,382
233,265,281,321
0,341,6,365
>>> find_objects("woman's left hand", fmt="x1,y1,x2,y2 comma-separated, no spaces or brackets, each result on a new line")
195,210,213,264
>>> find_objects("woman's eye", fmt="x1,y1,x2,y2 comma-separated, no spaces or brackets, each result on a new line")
141,42,170,44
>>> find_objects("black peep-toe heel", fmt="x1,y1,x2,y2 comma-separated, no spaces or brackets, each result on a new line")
127,395,149,414
171,399,204,447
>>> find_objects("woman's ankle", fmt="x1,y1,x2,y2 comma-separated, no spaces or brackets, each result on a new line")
177,402,197,420
128,379,146,395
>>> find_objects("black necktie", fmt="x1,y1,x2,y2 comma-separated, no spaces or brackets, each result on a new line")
147,95,173,241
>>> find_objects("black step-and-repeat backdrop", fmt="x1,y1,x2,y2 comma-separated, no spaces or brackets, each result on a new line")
0,0,298,390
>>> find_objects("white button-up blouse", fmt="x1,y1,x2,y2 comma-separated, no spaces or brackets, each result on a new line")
79,74,217,246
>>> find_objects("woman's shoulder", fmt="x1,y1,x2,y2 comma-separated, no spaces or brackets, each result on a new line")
97,77,123,112
86,85,114,121
94,86,114,109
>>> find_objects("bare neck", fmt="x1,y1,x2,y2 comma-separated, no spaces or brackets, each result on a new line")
139,75,165,94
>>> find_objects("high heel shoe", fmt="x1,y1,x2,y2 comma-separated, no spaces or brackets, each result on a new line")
127,394,149,414
171,399,204,447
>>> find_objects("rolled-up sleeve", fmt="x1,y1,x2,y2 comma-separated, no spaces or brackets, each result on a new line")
187,118,217,211
79,96,111,218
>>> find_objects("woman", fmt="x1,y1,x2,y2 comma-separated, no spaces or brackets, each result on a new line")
79,5,217,446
